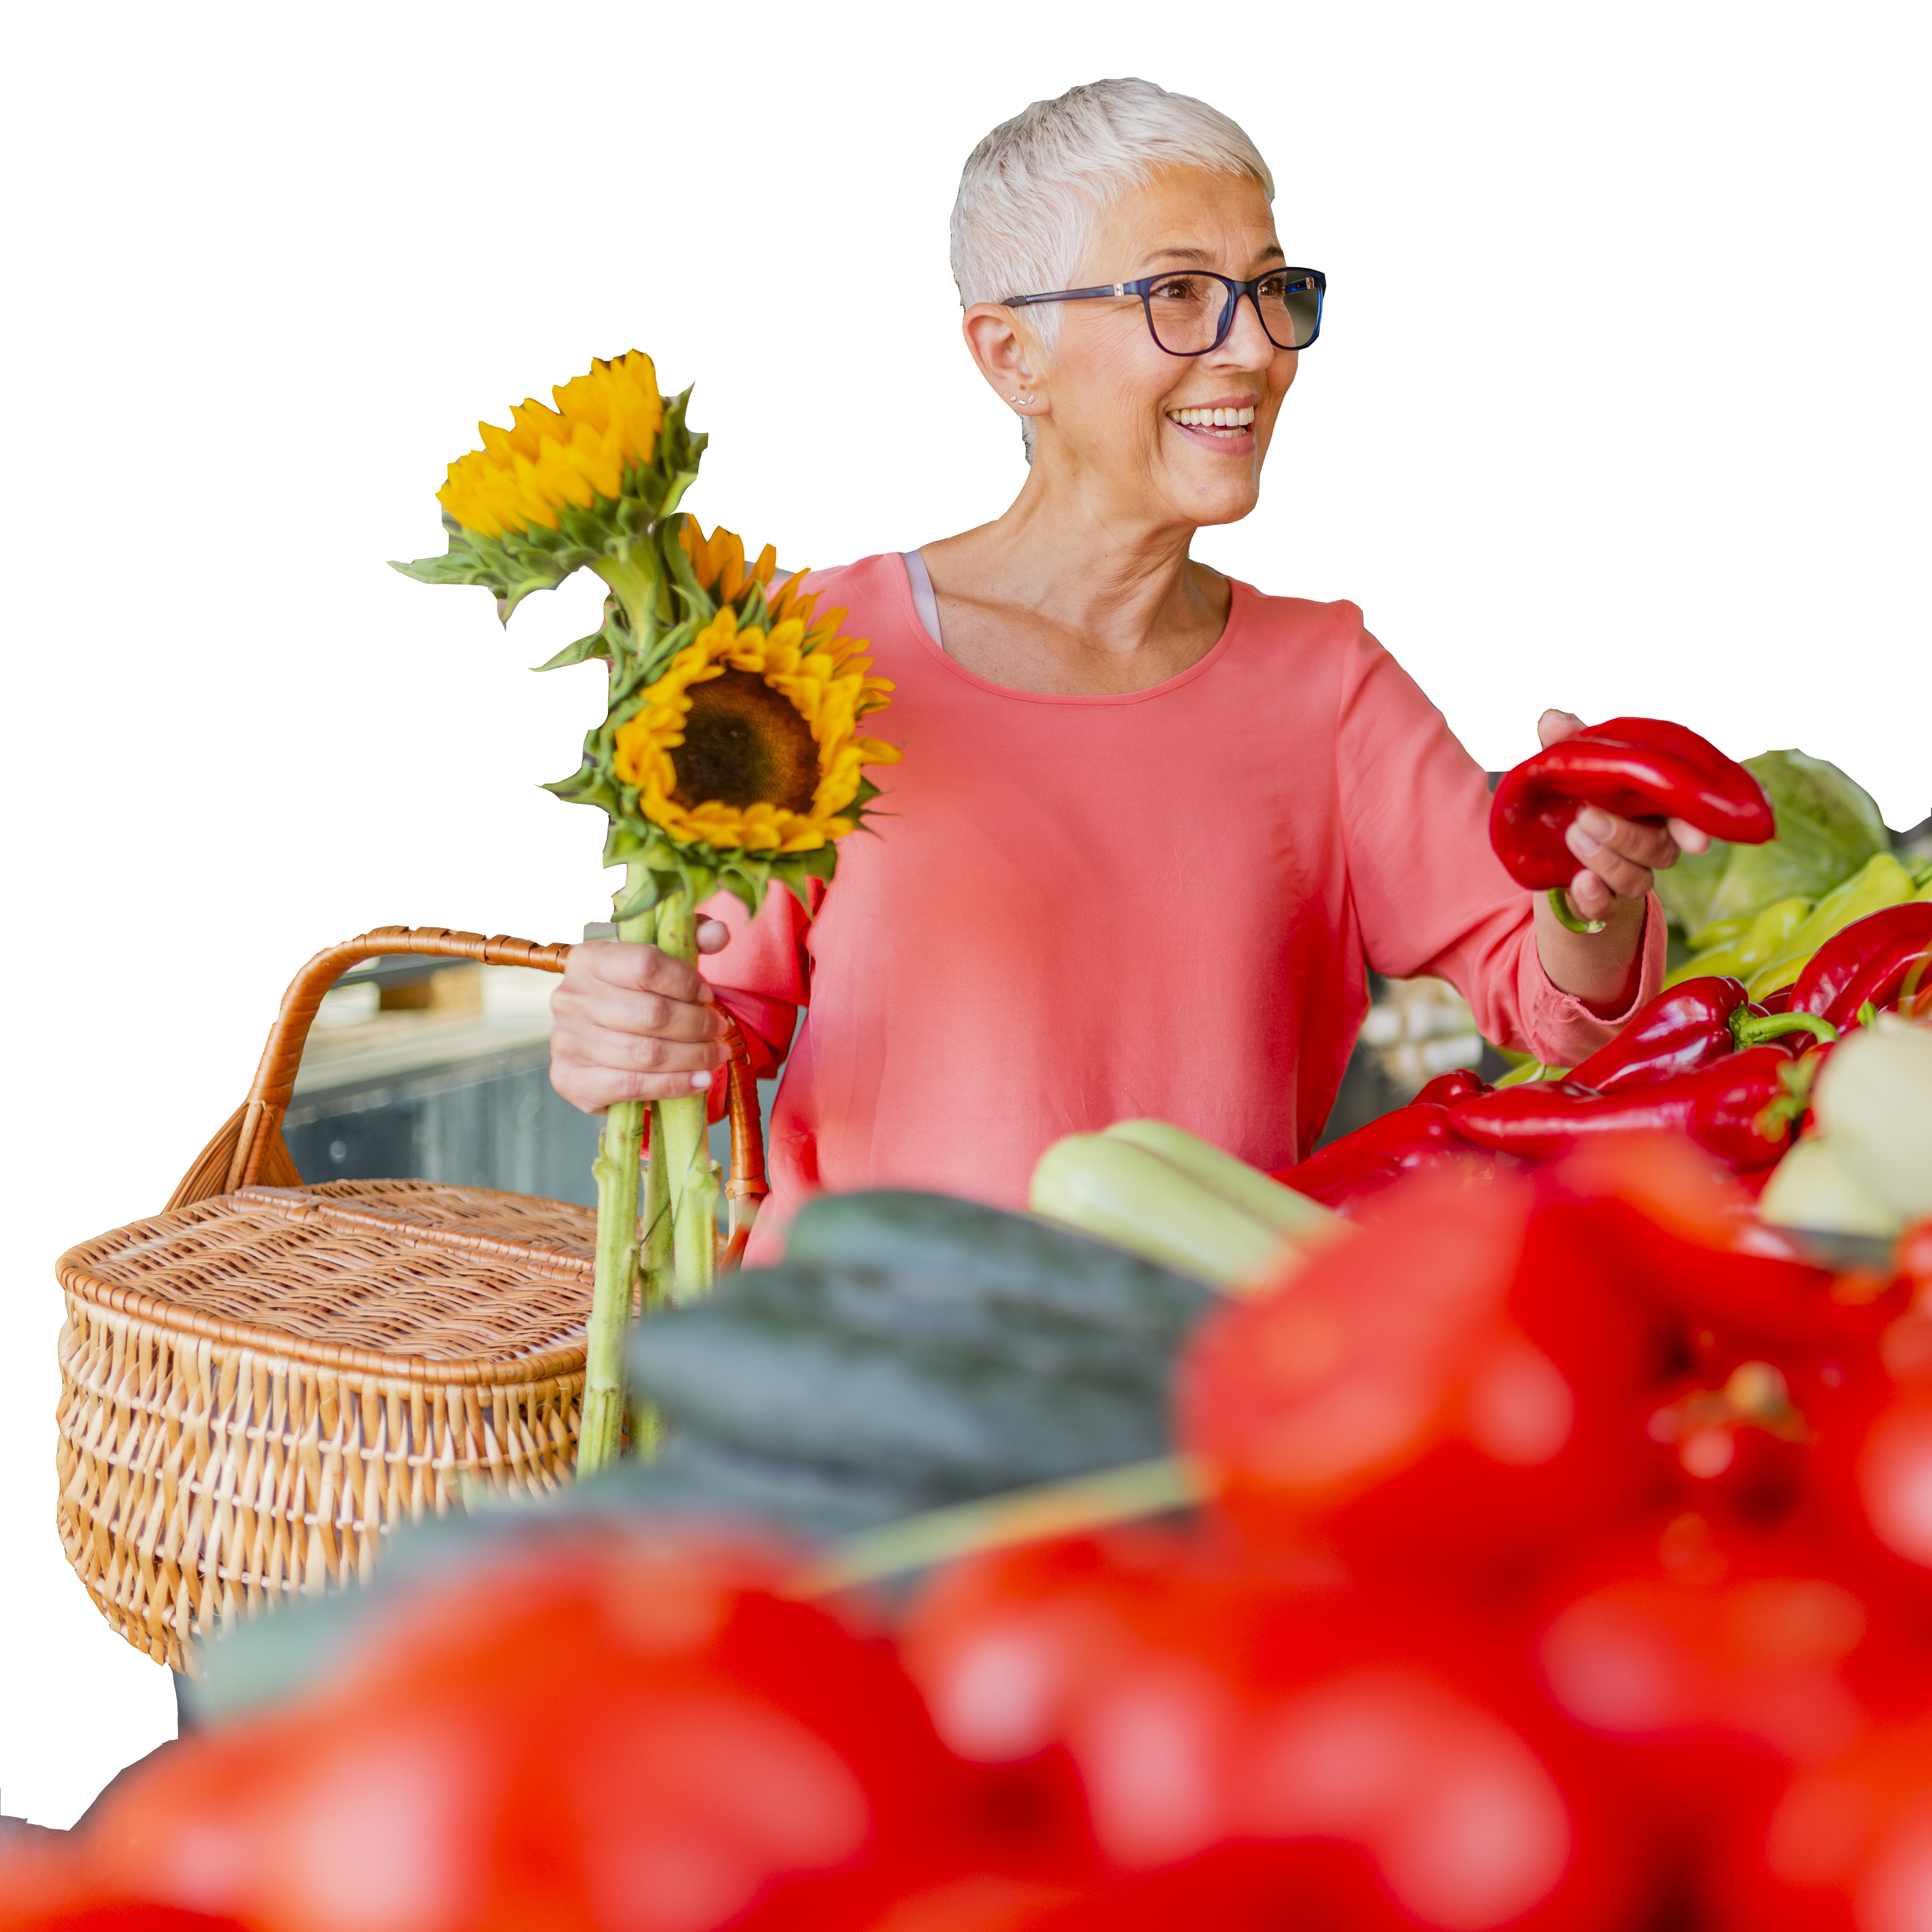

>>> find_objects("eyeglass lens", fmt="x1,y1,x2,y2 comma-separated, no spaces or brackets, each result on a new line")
1144,272,1321,355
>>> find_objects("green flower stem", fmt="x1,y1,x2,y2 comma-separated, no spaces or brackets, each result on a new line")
654,887,719,1300
641,1107,673,1310
591,543,676,670
577,878,659,1476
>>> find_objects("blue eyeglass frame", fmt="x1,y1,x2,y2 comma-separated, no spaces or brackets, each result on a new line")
1001,267,1326,356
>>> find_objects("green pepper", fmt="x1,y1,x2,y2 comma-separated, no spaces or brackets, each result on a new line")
1664,895,1811,988
1491,1057,1572,1088
1745,853,1918,999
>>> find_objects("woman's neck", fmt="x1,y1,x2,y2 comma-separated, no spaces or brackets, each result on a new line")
918,467,1231,696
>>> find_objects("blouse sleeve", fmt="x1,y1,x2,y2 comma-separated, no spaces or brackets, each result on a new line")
1334,619,1664,1067
697,878,821,1106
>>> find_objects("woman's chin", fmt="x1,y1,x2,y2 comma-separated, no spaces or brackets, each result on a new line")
1164,470,1263,527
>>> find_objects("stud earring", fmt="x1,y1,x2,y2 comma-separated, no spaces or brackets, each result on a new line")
1012,393,1034,407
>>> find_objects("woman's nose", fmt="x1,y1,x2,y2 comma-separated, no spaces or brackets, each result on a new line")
1215,290,1280,368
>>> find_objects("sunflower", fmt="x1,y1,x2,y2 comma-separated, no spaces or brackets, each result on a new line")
757,564,850,653
612,605,900,852
436,352,664,538
679,519,777,605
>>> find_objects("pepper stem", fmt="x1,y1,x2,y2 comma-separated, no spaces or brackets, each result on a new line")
1752,1053,1821,1142
1547,887,1609,936
578,870,659,1474
1732,1009,1840,1050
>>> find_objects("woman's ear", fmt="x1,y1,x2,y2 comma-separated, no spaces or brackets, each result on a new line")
962,303,1044,417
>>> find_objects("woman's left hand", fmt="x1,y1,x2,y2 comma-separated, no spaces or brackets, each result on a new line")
1536,708,1711,922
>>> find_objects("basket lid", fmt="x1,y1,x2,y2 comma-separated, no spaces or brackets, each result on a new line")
57,1182,597,1383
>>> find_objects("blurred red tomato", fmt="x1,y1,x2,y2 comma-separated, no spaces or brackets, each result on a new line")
0,1852,250,1932
1705,1713,1932,1932
56,1528,1065,1932
1527,1510,1879,1914
902,1532,1652,1932
1176,1166,1675,1590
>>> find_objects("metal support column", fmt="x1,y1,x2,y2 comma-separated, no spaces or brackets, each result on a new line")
1491,81,1600,776
1792,79,1901,780
1901,215,1932,842
815,83,904,564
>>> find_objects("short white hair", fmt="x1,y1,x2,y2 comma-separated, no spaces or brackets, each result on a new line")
951,79,1275,454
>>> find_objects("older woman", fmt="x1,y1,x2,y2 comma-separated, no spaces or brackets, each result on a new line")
550,78,1695,1255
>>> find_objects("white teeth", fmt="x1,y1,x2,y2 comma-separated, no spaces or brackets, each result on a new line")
1169,405,1256,430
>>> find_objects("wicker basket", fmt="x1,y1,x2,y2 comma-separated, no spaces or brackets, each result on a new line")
54,925,768,1671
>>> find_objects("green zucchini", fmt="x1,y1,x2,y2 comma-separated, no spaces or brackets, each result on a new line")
628,1307,1170,1491
780,1190,1213,1339
1029,1134,1289,1288
589,1429,946,1539
724,1264,1176,1385
1100,1119,1334,1240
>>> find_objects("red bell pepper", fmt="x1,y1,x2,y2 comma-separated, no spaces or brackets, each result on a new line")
1414,1067,1491,1105
1276,1102,1520,1208
1447,1044,1813,1170
1564,975,1836,1094
1788,901,1932,1032
1489,717,1774,933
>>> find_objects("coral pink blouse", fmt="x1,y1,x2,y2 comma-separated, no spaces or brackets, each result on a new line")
703,553,1662,1261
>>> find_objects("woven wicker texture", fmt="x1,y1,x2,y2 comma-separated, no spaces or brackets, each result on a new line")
53,925,765,1672
56,1182,592,1673
60,1185,595,1374
301,1179,598,1260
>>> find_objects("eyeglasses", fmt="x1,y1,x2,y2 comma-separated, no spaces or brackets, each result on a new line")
1001,267,1325,357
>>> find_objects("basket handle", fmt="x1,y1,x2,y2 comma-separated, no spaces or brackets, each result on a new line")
165,926,770,1249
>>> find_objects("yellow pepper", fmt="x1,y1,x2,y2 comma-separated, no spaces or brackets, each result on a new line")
1665,895,1812,988
1745,853,1919,1000
1685,915,1752,954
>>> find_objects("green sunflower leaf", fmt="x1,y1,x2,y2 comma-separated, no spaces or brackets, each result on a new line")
532,629,613,672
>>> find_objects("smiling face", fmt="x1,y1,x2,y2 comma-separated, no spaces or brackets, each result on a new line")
985,166,1300,532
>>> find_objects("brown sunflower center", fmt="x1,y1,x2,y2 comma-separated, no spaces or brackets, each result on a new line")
671,669,821,815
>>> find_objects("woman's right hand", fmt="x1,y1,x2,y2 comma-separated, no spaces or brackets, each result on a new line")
549,921,734,1113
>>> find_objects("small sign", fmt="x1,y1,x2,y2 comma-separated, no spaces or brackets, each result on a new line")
0,1174,52,1298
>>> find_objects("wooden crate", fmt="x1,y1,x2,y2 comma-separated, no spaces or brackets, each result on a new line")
0,811,222,989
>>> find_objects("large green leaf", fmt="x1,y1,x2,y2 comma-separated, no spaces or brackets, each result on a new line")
1654,749,1890,936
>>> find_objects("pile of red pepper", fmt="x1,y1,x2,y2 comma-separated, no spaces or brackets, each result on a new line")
8,1136,1932,1932
1286,902,1932,1213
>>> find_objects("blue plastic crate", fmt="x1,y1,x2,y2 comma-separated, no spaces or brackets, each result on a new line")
35,668,232,734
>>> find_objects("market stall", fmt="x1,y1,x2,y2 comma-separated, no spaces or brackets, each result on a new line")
13,126,1932,1924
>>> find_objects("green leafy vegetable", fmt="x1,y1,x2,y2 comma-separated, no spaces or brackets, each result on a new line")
1654,750,1889,936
